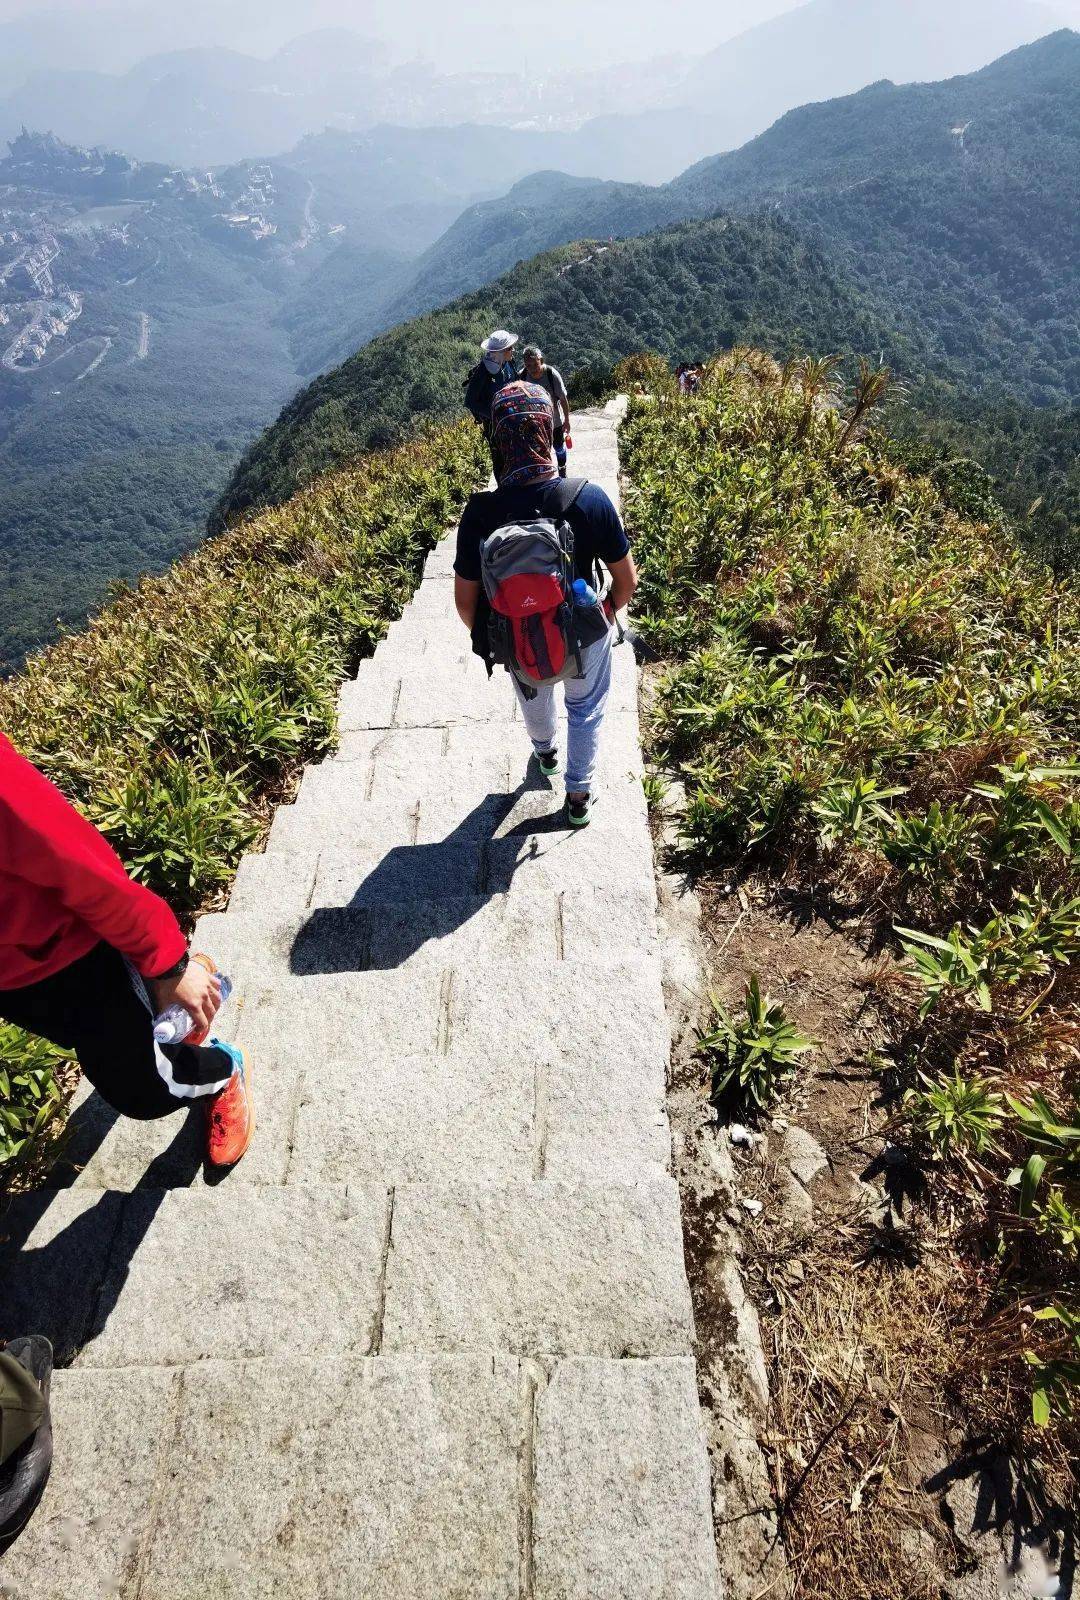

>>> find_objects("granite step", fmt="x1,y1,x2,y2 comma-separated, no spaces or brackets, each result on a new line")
5,1354,719,1600
2,1180,693,1367
4,401,721,1600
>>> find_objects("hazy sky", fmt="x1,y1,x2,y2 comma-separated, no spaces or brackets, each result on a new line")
1,0,1075,76
0,0,813,70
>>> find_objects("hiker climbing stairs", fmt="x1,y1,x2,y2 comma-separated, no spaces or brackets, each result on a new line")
2,402,722,1597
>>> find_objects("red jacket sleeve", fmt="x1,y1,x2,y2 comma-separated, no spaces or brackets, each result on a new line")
0,737,186,978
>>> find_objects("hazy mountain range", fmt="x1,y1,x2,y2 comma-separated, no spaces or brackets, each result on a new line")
0,0,1066,172
676,0,1062,110
325,30,1080,379
212,29,1078,521
0,29,692,170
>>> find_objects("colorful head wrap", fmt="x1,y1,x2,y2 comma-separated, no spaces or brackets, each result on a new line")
491,380,558,489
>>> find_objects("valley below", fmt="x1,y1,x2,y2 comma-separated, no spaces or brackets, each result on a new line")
0,131,386,665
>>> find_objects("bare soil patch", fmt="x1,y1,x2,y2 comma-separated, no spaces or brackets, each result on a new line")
658,845,1075,1600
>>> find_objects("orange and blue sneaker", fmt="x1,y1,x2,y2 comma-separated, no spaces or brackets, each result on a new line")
204,1042,255,1168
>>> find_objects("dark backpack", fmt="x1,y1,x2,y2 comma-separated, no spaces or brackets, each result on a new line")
463,360,519,426
478,477,608,695
0,1337,53,1552
463,363,490,424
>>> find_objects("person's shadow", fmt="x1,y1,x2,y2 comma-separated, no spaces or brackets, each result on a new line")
0,1117,202,1366
290,781,573,974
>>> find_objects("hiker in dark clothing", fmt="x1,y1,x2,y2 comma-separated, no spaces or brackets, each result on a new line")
453,381,638,829
464,330,519,477
1,1336,52,1552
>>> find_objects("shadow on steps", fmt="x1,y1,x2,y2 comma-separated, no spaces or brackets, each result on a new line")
0,1119,202,1363
290,782,576,974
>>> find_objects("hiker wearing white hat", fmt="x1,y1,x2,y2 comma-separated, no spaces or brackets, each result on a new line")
464,331,521,476
481,330,519,360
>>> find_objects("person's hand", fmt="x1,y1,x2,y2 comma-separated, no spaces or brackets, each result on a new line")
150,962,221,1032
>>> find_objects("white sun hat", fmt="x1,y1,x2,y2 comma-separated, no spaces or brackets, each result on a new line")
481,329,519,353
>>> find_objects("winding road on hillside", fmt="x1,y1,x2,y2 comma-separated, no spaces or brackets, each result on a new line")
2,403,721,1598
74,336,112,381
133,311,150,362
284,180,319,262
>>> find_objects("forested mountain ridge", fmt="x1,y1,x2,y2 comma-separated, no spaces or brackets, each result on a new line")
677,26,1080,200
377,172,688,338
673,31,1080,407
213,213,918,525
332,31,1077,567
215,29,1080,568
399,32,1080,408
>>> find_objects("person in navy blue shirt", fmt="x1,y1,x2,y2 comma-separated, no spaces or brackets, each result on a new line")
454,381,637,827
455,478,630,589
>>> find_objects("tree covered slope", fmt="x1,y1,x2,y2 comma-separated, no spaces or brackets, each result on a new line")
214,214,909,525
396,33,1079,407
215,31,1080,557
675,31,1080,405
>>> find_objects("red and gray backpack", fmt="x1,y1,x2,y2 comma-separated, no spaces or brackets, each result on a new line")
478,477,609,697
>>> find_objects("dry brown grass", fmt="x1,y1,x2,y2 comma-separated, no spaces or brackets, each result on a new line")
748,1185,996,1600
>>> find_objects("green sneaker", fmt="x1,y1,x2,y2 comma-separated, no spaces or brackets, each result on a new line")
566,792,592,828
537,749,559,777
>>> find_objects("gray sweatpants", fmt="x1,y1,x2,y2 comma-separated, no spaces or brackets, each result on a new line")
513,628,613,793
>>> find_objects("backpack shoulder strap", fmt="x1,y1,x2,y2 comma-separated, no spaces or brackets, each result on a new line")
546,476,588,519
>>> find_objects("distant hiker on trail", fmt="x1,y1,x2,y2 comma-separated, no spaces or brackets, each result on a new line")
453,380,638,829
521,344,572,477
0,734,254,1168
464,329,520,477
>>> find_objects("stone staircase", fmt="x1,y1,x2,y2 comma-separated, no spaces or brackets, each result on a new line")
1,403,722,1598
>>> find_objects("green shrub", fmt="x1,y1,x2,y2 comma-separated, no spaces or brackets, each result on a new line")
0,1026,71,1167
903,1068,1006,1159
1025,1306,1080,1427
697,974,815,1113
621,349,1080,1438
882,802,978,887
813,775,907,850
1006,1091,1080,1216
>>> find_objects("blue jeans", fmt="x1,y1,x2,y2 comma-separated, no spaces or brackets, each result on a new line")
514,626,613,794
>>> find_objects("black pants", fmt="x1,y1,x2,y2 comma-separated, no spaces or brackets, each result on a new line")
483,423,504,482
0,943,233,1120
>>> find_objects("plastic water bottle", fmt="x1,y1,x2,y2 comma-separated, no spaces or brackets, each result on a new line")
153,969,233,1046
571,576,598,608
